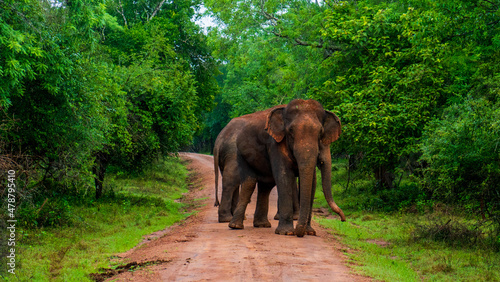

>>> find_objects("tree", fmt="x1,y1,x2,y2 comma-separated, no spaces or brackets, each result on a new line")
204,0,500,191
1,0,113,194
0,0,219,204
205,0,332,118
421,98,500,225
315,2,457,188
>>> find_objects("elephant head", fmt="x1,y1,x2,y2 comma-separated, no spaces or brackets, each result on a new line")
266,99,346,236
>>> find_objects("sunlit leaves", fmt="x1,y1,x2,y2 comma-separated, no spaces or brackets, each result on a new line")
313,1,458,181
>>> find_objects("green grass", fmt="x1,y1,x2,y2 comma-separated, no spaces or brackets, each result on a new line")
11,157,191,281
316,212,500,281
314,159,500,281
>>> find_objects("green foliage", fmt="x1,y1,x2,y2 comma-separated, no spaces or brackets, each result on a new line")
17,197,73,229
106,0,218,113
317,212,500,281
205,0,332,117
315,156,500,280
412,219,486,249
105,32,199,170
15,156,190,281
316,1,456,184
191,93,232,152
204,0,500,193
421,98,500,226
203,0,500,243
0,0,218,224
0,0,117,206
315,159,426,214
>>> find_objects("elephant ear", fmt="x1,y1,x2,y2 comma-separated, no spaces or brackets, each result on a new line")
265,107,285,143
321,111,342,145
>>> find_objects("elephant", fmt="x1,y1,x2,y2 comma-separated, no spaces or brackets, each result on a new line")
213,117,245,223
213,105,300,225
222,99,346,237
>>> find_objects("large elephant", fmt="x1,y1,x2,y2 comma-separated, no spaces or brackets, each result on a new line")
225,99,346,237
213,105,299,225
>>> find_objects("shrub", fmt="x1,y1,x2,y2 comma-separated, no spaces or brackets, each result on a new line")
420,98,500,230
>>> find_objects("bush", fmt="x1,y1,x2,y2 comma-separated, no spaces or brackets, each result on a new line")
411,218,500,251
18,198,73,228
412,219,483,247
420,98,500,228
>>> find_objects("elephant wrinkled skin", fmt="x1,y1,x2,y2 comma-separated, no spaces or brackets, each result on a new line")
214,99,345,237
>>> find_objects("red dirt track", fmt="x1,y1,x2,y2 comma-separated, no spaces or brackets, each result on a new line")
105,153,370,281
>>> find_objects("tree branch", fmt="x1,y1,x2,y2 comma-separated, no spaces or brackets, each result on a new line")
259,1,342,56
271,30,342,53
149,0,168,22
481,0,499,9
0,0,41,35
117,0,128,27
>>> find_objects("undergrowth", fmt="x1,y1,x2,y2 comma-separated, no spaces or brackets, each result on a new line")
315,158,500,281
6,156,190,281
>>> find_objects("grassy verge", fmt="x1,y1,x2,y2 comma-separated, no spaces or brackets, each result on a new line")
314,159,500,281
11,157,191,281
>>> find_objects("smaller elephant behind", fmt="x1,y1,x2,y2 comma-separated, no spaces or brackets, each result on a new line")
213,117,278,227
214,106,300,226
213,117,245,223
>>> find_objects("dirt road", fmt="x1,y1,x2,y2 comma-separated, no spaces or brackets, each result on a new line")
105,153,369,281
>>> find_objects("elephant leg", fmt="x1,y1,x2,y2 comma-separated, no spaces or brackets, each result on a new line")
274,202,279,220
229,176,257,229
273,163,296,235
274,178,299,220
231,185,239,215
254,182,273,228
219,165,239,223
292,177,300,220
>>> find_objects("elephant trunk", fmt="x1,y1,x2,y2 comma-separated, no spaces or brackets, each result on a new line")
319,150,346,221
295,148,318,237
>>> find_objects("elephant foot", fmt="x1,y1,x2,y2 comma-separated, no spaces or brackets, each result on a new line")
218,215,233,223
253,219,271,228
305,225,316,236
228,220,244,229
295,224,307,237
275,224,295,236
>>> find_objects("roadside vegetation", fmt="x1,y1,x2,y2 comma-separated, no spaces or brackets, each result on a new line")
1,0,216,279
315,159,500,281
13,157,190,281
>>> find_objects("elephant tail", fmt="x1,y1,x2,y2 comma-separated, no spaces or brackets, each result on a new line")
214,146,220,207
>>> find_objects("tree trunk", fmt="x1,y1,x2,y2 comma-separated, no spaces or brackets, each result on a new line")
374,165,394,189
93,151,109,199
